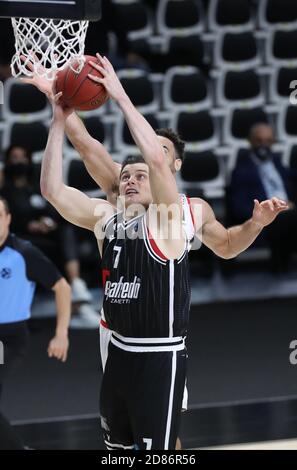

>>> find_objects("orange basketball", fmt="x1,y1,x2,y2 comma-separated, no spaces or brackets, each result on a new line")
56,55,108,111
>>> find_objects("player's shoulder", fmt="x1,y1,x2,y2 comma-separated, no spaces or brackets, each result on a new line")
189,197,212,210
91,197,115,210
91,197,116,220
179,194,206,209
188,197,215,224
188,196,211,214
188,196,205,205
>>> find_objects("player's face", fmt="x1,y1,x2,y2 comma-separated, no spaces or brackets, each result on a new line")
119,163,152,208
157,136,182,173
0,202,11,242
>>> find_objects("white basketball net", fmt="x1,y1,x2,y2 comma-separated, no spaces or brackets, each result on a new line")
10,18,89,80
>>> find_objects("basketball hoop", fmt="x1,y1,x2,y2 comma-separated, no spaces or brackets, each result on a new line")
10,17,89,80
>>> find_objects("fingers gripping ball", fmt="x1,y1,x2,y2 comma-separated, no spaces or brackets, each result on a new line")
56,55,108,111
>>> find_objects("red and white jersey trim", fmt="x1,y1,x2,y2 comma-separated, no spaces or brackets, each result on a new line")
180,194,196,250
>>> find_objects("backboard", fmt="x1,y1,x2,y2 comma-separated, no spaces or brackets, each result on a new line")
0,0,101,21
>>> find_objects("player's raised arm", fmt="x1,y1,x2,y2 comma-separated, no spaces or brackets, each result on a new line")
41,98,114,233
88,55,181,211
20,56,120,203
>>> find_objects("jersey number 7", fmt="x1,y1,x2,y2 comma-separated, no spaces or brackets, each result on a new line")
113,246,122,269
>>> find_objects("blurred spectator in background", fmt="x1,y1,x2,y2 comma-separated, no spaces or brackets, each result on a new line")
0,145,100,326
229,123,297,273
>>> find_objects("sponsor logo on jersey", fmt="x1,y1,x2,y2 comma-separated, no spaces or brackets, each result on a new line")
104,276,141,303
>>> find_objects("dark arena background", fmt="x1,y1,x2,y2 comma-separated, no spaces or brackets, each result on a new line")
1,0,297,455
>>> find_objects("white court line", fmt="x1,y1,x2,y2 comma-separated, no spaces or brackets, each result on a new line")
12,393,297,424
187,393,297,410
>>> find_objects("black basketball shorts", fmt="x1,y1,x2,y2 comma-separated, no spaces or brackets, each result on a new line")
100,333,187,450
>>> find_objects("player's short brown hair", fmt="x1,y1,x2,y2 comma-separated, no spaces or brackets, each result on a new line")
120,154,147,175
156,128,186,162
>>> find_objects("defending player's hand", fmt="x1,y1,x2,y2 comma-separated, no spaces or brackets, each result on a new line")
19,53,56,102
252,197,289,227
88,53,126,103
47,334,69,362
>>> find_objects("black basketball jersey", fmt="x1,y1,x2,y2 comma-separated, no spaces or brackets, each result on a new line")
101,210,191,339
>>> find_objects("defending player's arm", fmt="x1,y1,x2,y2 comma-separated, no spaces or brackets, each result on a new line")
41,100,113,232
20,56,120,203
88,55,181,211
64,113,121,203
191,197,288,259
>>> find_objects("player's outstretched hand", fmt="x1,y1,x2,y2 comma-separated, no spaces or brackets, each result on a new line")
19,53,55,102
48,334,69,362
88,53,126,103
252,197,289,227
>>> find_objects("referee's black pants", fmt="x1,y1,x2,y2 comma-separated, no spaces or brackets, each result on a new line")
0,320,29,397
0,321,29,449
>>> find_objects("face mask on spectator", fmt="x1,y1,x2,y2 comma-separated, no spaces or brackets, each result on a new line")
253,146,272,161
5,162,31,179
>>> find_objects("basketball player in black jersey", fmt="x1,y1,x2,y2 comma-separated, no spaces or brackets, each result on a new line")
22,55,192,450
41,70,191,448
39,56,287,449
